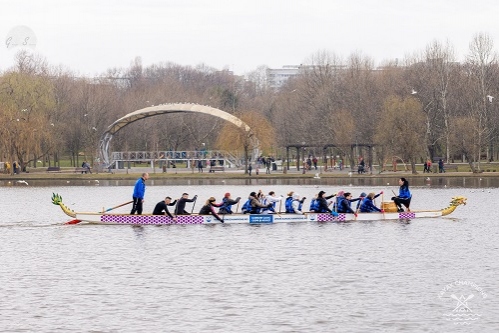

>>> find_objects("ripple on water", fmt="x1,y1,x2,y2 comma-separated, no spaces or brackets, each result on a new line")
0,185,496,332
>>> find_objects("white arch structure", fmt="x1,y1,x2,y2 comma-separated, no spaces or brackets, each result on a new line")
99,103,260,166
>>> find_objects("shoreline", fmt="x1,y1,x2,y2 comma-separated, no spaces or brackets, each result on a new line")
0,167,496,181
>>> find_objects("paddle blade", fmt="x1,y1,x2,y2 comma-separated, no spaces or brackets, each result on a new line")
65,219,81,225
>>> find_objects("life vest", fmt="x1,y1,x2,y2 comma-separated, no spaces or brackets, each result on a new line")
309,198,320,212
241,199,252,214
262,197,275,212
285,197,293,213
285,197,302,213
337,197,352,213
220,197,233,214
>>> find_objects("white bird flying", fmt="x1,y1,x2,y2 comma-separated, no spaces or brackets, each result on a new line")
16,180,29,185
411,89,417,95
487,95,494,103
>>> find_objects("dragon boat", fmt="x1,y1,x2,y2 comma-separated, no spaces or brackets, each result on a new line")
52,193,467,225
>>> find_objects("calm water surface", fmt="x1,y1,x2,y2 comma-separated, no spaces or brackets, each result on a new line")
0,179,498,332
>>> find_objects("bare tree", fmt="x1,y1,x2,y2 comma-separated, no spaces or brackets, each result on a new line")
451,116,479,171
406,40,457,162
464,32,499,170
375,96,426,173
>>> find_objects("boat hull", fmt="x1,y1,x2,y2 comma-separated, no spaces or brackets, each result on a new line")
52,193,466,225
72,210,443,225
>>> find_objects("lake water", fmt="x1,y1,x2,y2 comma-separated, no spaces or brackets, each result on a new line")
1,178,498,332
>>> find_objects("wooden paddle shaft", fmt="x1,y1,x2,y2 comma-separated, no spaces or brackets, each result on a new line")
105,200,133,212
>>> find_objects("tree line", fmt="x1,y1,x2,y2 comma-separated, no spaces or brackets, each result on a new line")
1,33,498,174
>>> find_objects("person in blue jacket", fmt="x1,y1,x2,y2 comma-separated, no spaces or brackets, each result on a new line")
360,192,383,213
130,172,149,215
391,177,412,212
218,192,241,215
337,192,360,215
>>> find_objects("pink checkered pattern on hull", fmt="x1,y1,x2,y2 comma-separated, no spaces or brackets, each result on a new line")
399,212,416,219
101,215,204,224
316,213,345,222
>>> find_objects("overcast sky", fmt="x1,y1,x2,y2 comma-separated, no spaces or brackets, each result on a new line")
2,0,499,76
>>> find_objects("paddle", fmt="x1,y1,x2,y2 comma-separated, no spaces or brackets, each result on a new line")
191,196,198,214
355,195,364,214
235,201,240,213
381,191,385,219
103,200,133,213
451,294,474,311
173,196,182,217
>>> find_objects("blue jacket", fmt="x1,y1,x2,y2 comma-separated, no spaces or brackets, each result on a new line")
309,198,319,212
317,195,334,213
132,177,146,199
360,197,381,213
337,197,355,214
398,186,412,199
219,197,240,214
241,199,252,213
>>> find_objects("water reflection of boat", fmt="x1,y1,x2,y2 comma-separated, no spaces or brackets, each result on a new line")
52,193,466,225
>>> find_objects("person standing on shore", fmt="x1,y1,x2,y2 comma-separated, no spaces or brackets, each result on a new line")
130,172,149,215
438,159,445,173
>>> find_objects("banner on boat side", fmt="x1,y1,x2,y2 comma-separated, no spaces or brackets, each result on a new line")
249,215,274,224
